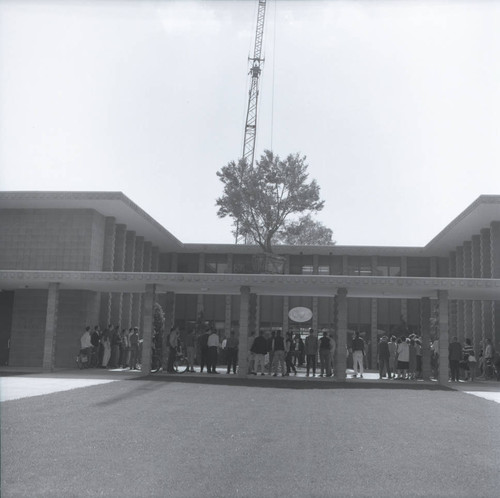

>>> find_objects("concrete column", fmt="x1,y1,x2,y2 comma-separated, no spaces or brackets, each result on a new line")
110,224,126,326
237,286,250,377
472,300,482,355
463,242,473,342
455,247,464,343
312,297,319,331
370,298,377,370
131,238,143,329
170,253,178,272
140,284,156,374
143,242,152,272
480,229,492,278
249,293,258,335
151,247,159,272
490,222,500,348
282,296,289,336
430,257,437,277
102,217,116,271
283,255,290,274
198,253,205,272
162,292,176,369
42,283,60,371
100,293,112,328
335,288,348,380
472,235,481,278
342,256,348,275
448,251,456,277
438,290,449,385
113,225,127,271
224,295,232,334
401,256,407,277
313,254,319,275
420,297,431,380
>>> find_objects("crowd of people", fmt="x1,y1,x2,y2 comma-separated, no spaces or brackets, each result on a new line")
80,324,500,382
80,324,141,369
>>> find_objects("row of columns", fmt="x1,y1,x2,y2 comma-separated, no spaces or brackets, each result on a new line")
41,281,453,384
449,221,500,352
99,217,160,330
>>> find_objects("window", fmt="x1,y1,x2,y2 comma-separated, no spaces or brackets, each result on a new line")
205,254,228,274
232,255,253,274
347,257,372,276
407,257,430,277
177,254,199,273
375,257,401,277
318,265,329,275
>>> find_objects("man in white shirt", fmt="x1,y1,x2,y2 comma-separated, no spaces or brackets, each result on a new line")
207,329,220,373
80,326,92,353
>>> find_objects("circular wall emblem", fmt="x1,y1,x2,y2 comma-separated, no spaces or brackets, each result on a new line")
288,307,313,323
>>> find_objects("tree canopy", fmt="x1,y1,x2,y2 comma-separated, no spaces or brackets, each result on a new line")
216,150,334,253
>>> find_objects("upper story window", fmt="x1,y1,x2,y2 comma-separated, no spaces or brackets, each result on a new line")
407,257,430,277
375,257,401,277
177,254,199,273
347,257,372,276
233,255,253,274
318,265,330,275
205,254,228,273
318,255,343,275
290,255,313,275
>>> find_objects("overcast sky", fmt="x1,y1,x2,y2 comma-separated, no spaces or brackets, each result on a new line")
1,0,499,247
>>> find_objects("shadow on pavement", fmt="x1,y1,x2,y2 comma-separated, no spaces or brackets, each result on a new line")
130,373,452,391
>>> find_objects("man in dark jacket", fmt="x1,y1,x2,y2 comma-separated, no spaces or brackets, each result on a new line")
378,336,390,379
251,331,268,375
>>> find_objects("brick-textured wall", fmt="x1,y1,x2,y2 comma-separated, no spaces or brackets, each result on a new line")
9,290,47,367
0,209,105,270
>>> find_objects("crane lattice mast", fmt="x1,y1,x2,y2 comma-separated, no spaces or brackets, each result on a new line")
242,0,267,167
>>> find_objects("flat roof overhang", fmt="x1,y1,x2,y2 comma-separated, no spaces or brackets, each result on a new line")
1,271,500,300
0,191,183,252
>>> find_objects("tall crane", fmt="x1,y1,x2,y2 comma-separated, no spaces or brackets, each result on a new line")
242,0,267,167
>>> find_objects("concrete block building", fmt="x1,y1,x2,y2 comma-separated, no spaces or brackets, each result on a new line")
1,191,500,383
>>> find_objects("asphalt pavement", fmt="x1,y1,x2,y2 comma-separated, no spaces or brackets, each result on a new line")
1,368,499,497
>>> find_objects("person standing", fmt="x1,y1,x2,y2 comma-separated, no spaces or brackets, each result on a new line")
251,330,268,375
80,326,92,358
295,334,305,367
304,328,319,377
167,327,179,373
329,333,336,377
378,336,390,379
109,326,122,369
271,330,286,377
101,333,111,368
351,331,365,378
185,329,196,373
388,336,397,379
484,338,494,379
396,337,410,379
448,336,462,382
129,327,140,370
207,329,220,373
121,328,131,368
319,331,332,377
285,332,297,376
225,330,239,374
463,338,476,381
198,328,210,373
91,326,101,366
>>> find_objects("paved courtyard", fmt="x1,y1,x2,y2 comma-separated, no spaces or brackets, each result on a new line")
1,370,500,498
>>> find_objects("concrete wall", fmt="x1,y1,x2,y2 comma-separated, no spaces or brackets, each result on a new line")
0,209,105,271
9,290,47,367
